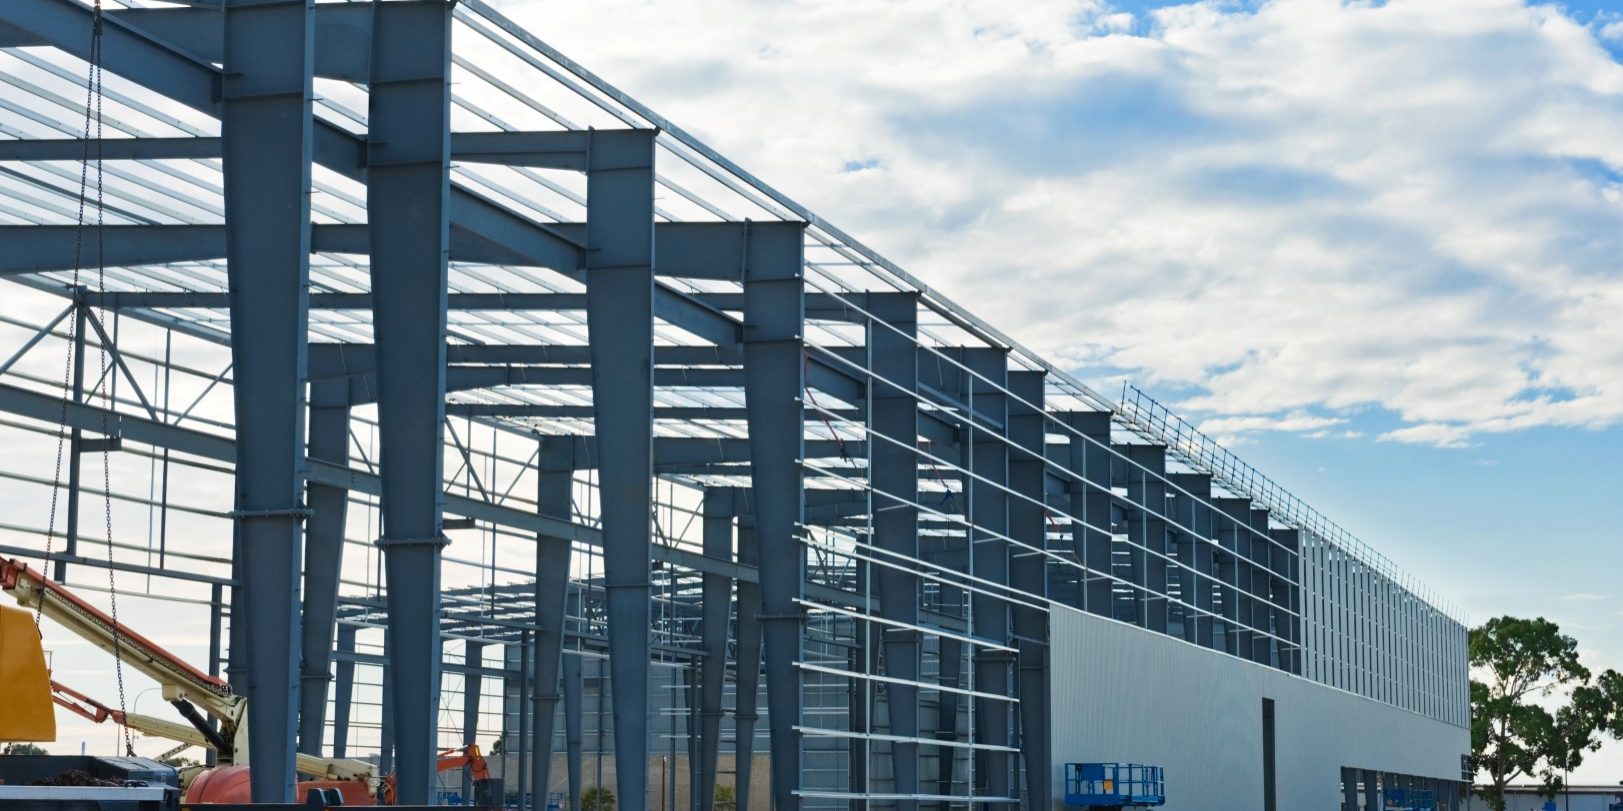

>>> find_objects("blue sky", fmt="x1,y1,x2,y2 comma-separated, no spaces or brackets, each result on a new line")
504,0,1623,779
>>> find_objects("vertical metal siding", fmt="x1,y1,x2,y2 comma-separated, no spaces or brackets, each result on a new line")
1049,605,1468,811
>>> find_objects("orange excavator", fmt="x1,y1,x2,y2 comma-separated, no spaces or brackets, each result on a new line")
0,557,489,804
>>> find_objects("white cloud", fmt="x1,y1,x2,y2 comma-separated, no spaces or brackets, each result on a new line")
492,0,1623,449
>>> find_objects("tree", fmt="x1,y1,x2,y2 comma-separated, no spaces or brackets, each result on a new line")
1,743,48,755
714,783,738,811
580,785,616,811
1470,616,1623,811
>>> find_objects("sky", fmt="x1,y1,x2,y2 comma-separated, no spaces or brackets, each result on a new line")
488,0,1623,783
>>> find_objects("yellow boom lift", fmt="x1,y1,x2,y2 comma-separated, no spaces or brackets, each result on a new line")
0,557,379,792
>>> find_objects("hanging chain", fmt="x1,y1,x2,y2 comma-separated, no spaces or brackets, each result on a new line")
37,2,106,623
36,1,134,756
84,3,135,757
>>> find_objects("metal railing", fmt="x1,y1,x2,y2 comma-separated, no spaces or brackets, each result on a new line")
1116,384,1462,624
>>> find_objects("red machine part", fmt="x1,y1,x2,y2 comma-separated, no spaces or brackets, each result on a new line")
186,766,376,806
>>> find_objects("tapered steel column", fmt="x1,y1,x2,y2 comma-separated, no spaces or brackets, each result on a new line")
698,488,735,811
1167,473,1213,648
1007,370,1049,810
563,646,584,811
300,403,350,755
515,635,531,811
533,441,575,800
868,293,921,811
584,127,658,811
1063,413,1113,616
366,3,453,800
331,624,356,759
1126,444,1167,635
222,0,315,799
963,348,1011,806
741,223,807,811
1214,498,1252,657
464,640,485,804
380,651,395,776
734,518,764,811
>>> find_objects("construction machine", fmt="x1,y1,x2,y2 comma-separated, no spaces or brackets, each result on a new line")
2,557,499,805
0,557,379,801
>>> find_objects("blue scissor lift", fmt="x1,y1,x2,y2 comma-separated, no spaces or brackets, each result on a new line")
1064,763,1166,809
1383,788,1436,811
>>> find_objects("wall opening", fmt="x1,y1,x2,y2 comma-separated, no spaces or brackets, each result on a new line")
1262,697,1277,811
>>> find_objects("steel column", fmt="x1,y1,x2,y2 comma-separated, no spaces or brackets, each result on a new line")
741,224,807,811
331,624,356,759
517,633,531,811
563,646,584,811
1127,444,1167,634
300,404,350,756
56,295,86,582
532,441,575,801
1063,413,1113,617
734,518,764,811
380,648,395,776
464,640,485,805
366,3,453,801
221,0,314,799
1007,370,1049,810
698,488,735,811
867,292,922,810
1167,473,1213,648
963,348,1011,806
584,127,658,811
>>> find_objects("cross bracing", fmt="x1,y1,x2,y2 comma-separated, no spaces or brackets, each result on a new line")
0,1,1468,808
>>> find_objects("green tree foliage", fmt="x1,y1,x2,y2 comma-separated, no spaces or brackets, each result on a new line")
580,785,616,811
1,743,48,755
714,783,738,811
1470,616,1623,811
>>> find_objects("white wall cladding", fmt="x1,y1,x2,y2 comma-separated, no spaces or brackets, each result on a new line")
1049,605,1469,811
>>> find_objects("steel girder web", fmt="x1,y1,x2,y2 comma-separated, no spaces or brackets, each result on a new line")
366,2,454,802
220,0,315,801
583,127,658,810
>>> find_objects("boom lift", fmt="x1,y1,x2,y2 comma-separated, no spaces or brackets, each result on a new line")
0,558,378,795
2,558,500,804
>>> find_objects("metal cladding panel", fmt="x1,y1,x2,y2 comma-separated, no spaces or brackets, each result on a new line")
1048,605,1468,811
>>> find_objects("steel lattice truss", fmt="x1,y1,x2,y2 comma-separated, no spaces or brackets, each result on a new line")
0,1,1468,809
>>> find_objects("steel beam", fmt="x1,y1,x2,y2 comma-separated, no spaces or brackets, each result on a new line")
0,137,221,161
868,292,921,811
220,0,314,799
366,3,453,801
299,404,350,756
531,441,575,802
740,222,807,811
584,127,658,811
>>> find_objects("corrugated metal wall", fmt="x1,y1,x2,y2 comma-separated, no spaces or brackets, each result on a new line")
1049,605,1468,810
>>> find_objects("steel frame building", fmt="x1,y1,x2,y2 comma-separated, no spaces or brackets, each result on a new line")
0,1,1469,808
